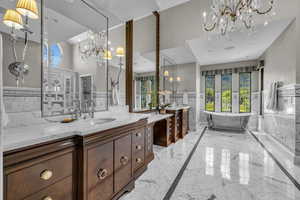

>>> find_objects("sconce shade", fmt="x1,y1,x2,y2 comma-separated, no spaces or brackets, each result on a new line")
16,0,39,19
116,46,125,57
103,50,112,60
164,70,169,77
176,76,181,82
3,9,23,29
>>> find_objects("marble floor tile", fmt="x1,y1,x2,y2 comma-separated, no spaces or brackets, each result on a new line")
170,129,300,200
119,128,206,200
251,131,300,184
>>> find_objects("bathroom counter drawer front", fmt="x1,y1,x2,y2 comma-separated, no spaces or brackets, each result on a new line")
5,150,74,200
87,141,114,200
23,176,73,200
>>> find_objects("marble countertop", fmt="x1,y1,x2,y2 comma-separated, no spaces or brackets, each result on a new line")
165,105,191,111
3,111,151,152
147,113,173,124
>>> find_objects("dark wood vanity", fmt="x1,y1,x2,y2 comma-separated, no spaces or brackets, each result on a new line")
3,119,153,200
153,107,190,147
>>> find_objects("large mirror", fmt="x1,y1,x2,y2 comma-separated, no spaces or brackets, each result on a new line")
42,0,110,116
132,14,157,112
1,0,41,89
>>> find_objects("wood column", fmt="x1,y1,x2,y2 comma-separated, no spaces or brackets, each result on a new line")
126,20,133,112
153,11,160,108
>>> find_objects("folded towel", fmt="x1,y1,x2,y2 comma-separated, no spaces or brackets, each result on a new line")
266,81,279,111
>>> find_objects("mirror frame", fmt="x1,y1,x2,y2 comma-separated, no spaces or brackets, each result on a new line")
125,11,160,113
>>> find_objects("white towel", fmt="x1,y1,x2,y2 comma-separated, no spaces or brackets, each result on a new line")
266,81,279,111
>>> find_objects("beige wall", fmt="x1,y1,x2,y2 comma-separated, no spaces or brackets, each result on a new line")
162,63,196,92
2,32,41,88
133,15,156,53
261,20,297,88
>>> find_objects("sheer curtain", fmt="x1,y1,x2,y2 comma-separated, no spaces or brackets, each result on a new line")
0,33,3,200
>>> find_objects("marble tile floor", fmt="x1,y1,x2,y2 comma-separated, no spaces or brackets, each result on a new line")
120,128,300,200
251,131,300,184
119,127,206,200
170,129,300,200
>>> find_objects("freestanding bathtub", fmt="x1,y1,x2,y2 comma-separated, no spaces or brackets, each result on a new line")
204,111,253,132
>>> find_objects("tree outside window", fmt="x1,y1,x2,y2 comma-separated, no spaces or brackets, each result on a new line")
221,74,232,112
239,72,251,113
205,75,215,111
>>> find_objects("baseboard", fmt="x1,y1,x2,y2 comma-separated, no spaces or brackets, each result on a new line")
258,131,299,165
294,155,300,165
264,132,295,157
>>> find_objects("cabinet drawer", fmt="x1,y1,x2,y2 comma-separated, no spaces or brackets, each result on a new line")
114,134,132,193
87,141,114,200
23,176,73,200
132,128,145,146
6,152,73,200
133,150,145,172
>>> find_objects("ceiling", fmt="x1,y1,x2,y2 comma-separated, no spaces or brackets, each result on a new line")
0,0,295,70
187,18,293,66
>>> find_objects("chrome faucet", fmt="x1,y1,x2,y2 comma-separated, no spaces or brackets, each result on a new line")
72,99,82,119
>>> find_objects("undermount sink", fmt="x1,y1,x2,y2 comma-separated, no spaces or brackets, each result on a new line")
91,118,116,125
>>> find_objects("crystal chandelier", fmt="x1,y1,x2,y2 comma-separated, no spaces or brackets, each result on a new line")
203,0,275,35
78,30,107,61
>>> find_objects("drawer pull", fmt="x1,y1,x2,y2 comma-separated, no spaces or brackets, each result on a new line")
120,156,129,165
42,196,52,200
136,145,142,150
136,158,143,164
40,170,53,180
97,169,108,180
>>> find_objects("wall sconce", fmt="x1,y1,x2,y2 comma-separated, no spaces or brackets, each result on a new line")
163,70,169,77
2,0,39,87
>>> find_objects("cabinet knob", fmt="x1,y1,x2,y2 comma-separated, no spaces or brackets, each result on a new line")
136,145,142,150
136,158,143,164
40,170,53,180
120,156,129,165
42,196,52,200
97,168,108,180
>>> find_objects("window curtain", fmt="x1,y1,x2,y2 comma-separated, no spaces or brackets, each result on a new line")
135,75,155,81
201,66,258,76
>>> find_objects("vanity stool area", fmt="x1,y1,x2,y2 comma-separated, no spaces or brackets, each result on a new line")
153,106,191,147
3,118,154,200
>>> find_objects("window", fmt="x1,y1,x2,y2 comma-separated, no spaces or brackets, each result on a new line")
239,72,251,113
221,74,232,112
205,75,215,111
137,76,157,110
50,44,63,68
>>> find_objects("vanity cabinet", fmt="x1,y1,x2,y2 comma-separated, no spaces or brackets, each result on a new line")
4,119,152,200
182,108,189,136
4,138,77,200
145,123,154,164
153,118,172,147
114,134,132,193
166,110,180,142
86,141,114,200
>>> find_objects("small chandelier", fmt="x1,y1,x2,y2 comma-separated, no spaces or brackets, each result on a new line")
78,30,107,62
203,0,275,36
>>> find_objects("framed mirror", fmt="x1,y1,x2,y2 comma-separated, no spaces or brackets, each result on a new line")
131,13,157,112
41,0,109,116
